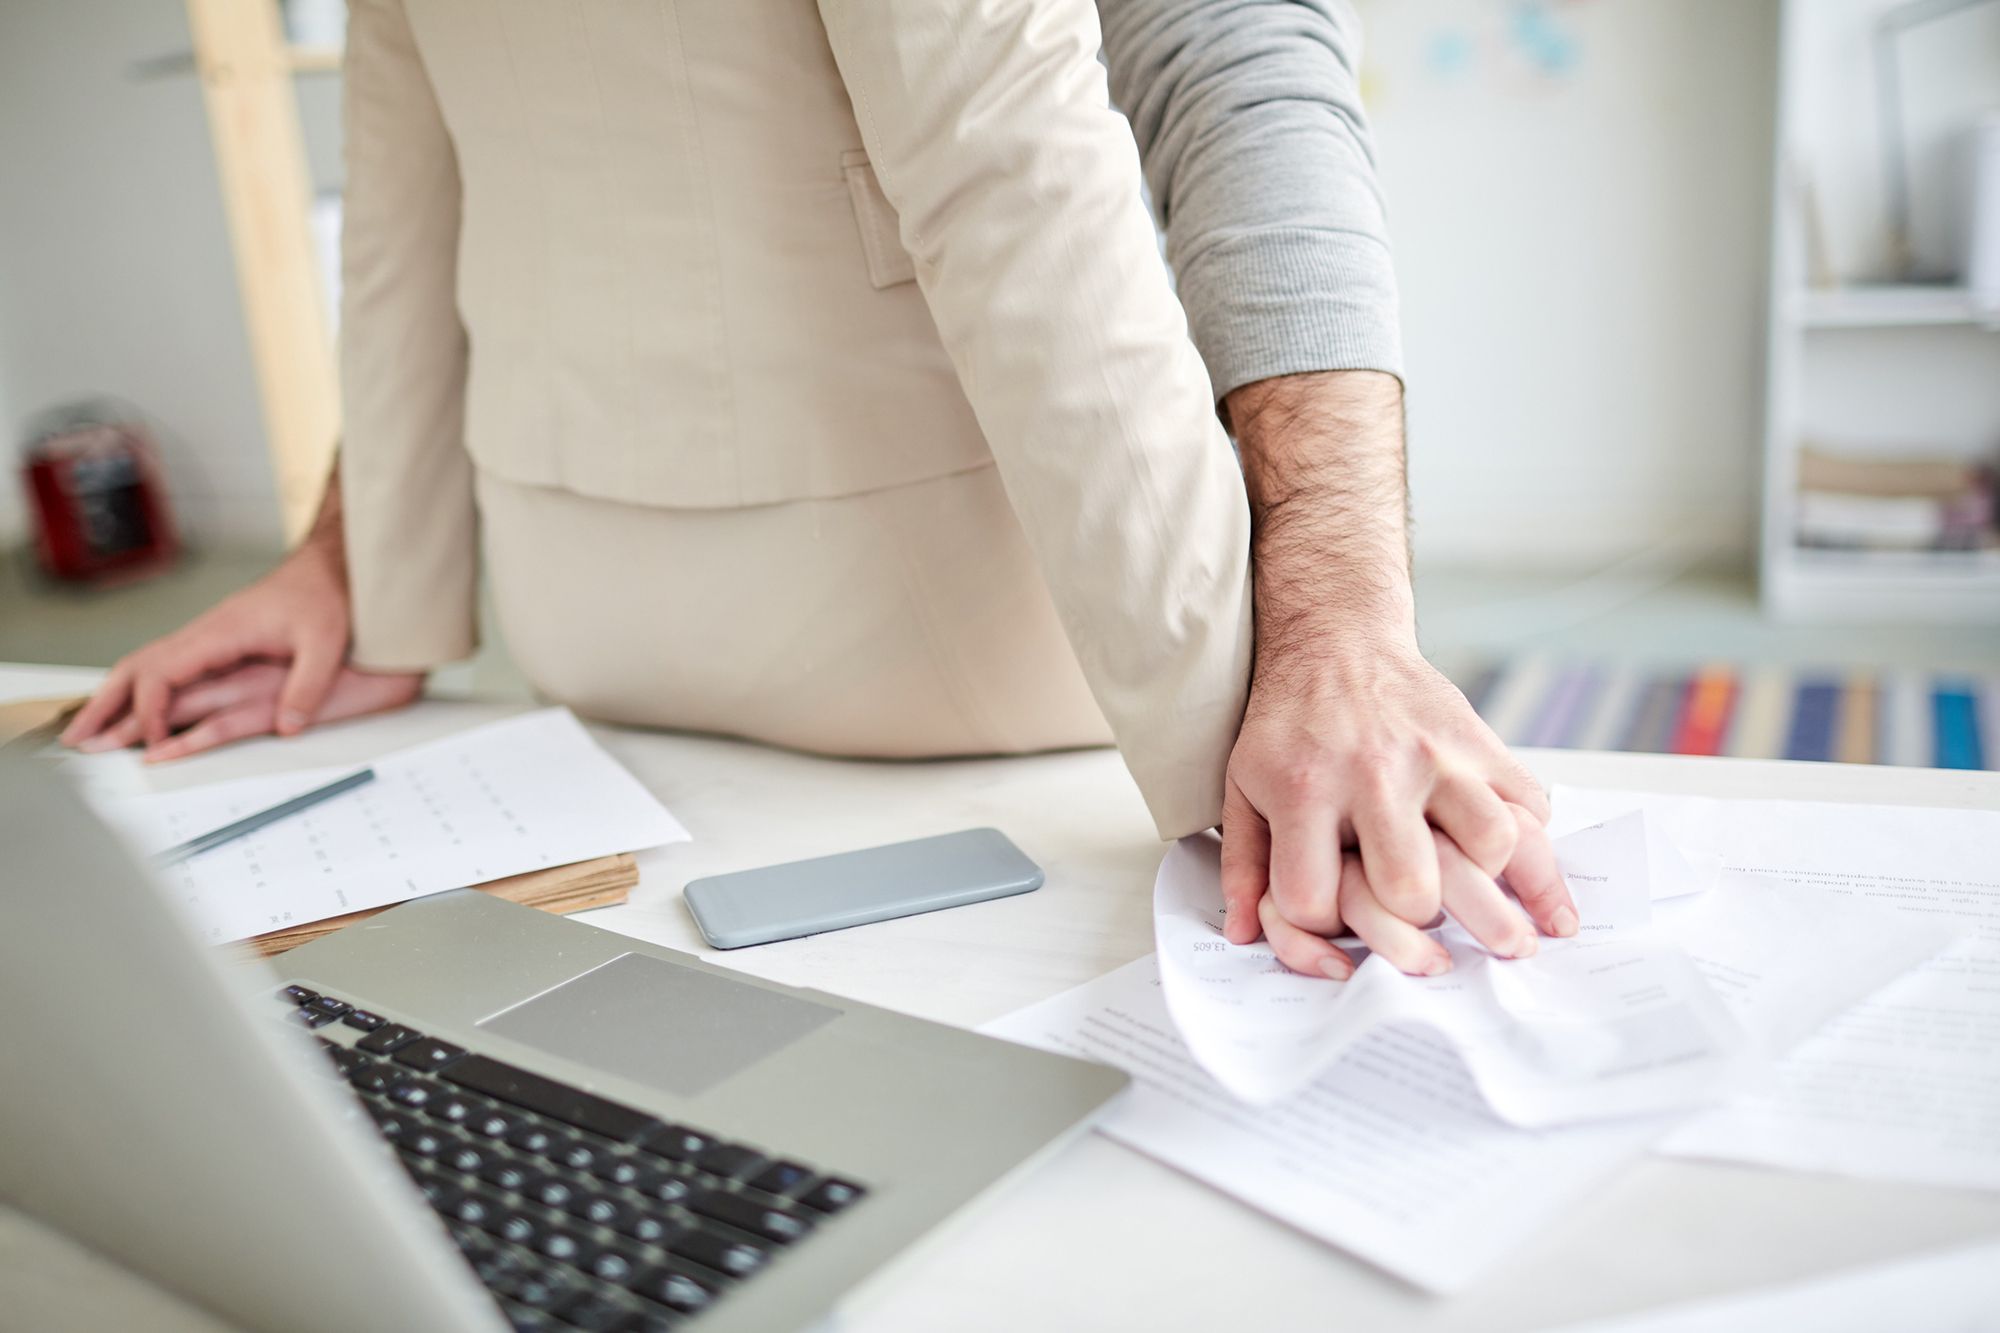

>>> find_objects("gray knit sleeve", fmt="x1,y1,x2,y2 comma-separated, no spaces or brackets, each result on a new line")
1100,0,1404,400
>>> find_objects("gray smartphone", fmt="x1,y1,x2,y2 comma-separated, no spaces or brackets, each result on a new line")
682,827,1043,949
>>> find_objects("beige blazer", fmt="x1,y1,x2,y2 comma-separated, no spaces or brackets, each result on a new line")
339,0,1253,838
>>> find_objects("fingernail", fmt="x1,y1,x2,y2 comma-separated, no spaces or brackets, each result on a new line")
1550,906,1579,937
76,735,118,753
1421,951,1453,977
279,709,307,733
1319,957,1353,981
1507,934,1539,959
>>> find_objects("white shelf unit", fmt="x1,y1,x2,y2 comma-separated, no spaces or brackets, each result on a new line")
1790,283,1997,328
1760,0,2000,624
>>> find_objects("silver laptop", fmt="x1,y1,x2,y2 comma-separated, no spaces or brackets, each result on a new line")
0,755,1127,1333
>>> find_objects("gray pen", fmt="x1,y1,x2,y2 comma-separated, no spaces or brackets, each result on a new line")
154,768,376,866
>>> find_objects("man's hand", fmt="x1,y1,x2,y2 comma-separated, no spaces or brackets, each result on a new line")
1224,645,1572,977
1220,370,1574,977
60,465,425,761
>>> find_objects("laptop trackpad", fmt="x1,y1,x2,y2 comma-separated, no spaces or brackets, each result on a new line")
477,953,840,1098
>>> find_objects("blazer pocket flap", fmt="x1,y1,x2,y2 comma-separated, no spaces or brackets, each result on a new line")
841,151,917,290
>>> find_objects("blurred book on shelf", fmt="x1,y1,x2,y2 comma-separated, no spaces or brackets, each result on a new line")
1796,445,1996,553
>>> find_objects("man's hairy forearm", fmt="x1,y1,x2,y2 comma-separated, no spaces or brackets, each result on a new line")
1227,370,1414,667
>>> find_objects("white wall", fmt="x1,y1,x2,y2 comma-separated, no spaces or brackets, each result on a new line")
0,0,298,551
1359,0,1782,571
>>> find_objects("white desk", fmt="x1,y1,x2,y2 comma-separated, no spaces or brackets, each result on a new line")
5,663,1999,1332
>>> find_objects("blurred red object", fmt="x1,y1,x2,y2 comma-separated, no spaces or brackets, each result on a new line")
22,408,179,584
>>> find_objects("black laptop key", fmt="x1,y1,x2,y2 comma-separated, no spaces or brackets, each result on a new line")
687,1190,812,1244
403,1128,448,1158
552,1138,603,1173
444,1056,662,1144
630,1262,715,1314
604,1304,676,1328
342,1008,387,1032
469,1109,522,1140
357,1023,423,1054
747,1160,814,1196
690,1141,765,1181
478,1156,535,1192
289,1006,339,1030
796,1177,867,1214
475,1206,539,1248
394,1037,466,1072
424,1093,478,1126
590,1153,645,1188
630,1165,694,1206
637,1124,710,1163
583,1240,646,1286
442,1142,487,1174
535,1225,589,1266
308,996,351,1019
507,1122,560,1155
280,985,318,1006
348,1065,398,1095
613,1208,680,1248
388,1080,435,1110
565,1190,629,1229
499,1304,553,1333
527,1174,575,1210
326,1045,365,1075
554,1290,630,1332
669,1225,767,1278
444,1191,491,1227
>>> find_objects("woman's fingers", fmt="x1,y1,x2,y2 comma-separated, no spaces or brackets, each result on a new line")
62,660,137,746
1257,892,1356,981
1500,806,1576,937
144,700,279,764
74,710,145,755
1435,829,1537,958
1338,855,1453,976
167,663,289,727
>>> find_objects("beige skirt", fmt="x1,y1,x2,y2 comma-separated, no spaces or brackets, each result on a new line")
474,464,1113,759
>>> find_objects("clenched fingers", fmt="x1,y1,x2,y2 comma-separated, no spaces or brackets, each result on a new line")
1338,854,1453,976
1500,805,1575,937
1435,829,1537,958
1265,789,1342,937
1219,779,1271,946
1257,892,1356,981
1426,771,1517,877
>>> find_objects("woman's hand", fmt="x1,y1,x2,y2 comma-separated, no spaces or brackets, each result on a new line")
60,538,424,761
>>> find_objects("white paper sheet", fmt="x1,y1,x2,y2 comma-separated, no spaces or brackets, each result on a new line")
986,868,1952,1293
1152,813,1755,1125
96,709,690,944
984,954,1667,1294
1554,787,2000,1191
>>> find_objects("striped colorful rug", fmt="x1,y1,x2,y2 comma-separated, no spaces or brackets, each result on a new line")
1463,662,1999,770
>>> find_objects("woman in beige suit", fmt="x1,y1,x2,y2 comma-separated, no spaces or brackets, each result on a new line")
67,0,1574,974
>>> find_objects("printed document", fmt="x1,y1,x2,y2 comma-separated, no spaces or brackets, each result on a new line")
1555,788,2000,1191
1153,814,1754,1126
98,708,689,944
987,814,1952,1289
985,953,1667,1293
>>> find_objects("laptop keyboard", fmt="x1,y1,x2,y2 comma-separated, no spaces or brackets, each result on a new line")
277,985,868,1331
